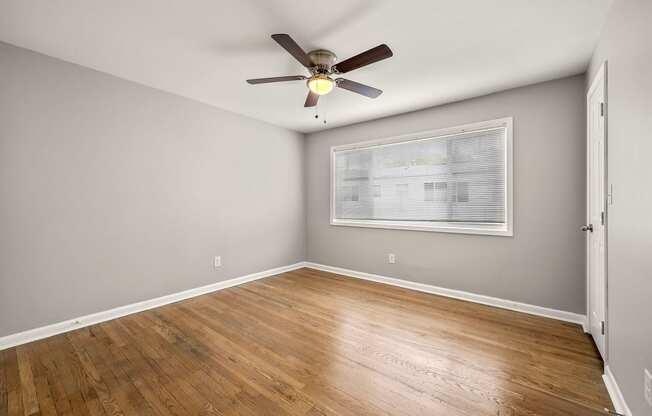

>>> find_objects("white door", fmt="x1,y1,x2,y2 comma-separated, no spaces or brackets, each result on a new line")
586,63,607,359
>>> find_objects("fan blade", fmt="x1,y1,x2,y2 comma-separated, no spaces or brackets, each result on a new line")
271,34,313,68
304,91,319,107
333,44,393,74
336,78,383,98
247,75,306,84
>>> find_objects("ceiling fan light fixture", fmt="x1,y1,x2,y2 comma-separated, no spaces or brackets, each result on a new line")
307,74,334,95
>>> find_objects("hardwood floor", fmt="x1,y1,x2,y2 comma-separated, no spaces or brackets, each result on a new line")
1,268,613,416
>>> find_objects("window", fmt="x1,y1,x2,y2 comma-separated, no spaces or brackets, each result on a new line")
424,182,434,201
340,185,359,202
396,184,408,211
456,182,469,203
331,118,513,236
434,182,447,202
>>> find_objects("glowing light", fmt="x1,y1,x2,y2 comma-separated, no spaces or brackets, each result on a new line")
307,75,334,95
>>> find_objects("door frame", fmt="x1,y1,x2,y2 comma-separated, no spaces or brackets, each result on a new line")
585,61,608,360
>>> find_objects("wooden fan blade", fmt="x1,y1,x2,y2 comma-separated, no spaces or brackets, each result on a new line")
304,91,319,107
336,78,383,98
271,34,313,68
247,75,306,84
333,44,393,74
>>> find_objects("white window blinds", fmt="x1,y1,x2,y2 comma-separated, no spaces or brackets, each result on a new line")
331,121,511,235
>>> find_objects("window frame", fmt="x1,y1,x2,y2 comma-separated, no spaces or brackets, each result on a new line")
330,117,514,236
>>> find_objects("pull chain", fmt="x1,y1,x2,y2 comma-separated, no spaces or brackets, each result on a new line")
314,100,327,125
319,100,327,125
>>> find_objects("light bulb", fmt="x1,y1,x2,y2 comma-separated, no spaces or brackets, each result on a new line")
307,75,334,95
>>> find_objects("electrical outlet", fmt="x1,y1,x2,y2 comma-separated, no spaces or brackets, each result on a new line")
645,368,652,407
214,255,222,268
388,253,396,264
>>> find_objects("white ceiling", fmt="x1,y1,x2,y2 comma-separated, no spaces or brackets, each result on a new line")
0,0,612,133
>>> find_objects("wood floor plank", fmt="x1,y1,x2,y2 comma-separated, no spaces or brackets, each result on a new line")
0,351,8,416
36,342,75,415
0,268,614,415
5,349,24,416
15,347,39,416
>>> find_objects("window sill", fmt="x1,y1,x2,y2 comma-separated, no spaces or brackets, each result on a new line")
330,219,513,237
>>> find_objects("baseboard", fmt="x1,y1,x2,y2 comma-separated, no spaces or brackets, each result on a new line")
0,262,305,350
304,262,587,326
0,261,588,350
603,365,633,416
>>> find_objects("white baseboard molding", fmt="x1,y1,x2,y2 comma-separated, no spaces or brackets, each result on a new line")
603,365,633,416
0,262,305,350
0,261,589,350
304,262,587,327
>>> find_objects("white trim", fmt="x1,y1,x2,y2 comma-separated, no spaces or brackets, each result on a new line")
603,365,632,416
329,117,514,237
304,262,586,326
330,218,511,236
0,262,306,350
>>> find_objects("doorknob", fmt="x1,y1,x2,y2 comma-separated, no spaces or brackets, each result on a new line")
581,224,594,232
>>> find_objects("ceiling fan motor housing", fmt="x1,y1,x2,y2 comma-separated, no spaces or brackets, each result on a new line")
308,49,337,73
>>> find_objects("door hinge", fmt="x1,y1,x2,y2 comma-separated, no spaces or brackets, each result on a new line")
600,102,605,116
604,408,626,416
601,211,605,225
601,321,605,335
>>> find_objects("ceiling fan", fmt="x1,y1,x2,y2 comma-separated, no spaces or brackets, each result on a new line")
246,34,393,107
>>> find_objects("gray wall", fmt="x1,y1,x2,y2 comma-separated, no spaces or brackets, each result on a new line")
588,0,652,413
0,42,305,337
306,75,587,314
